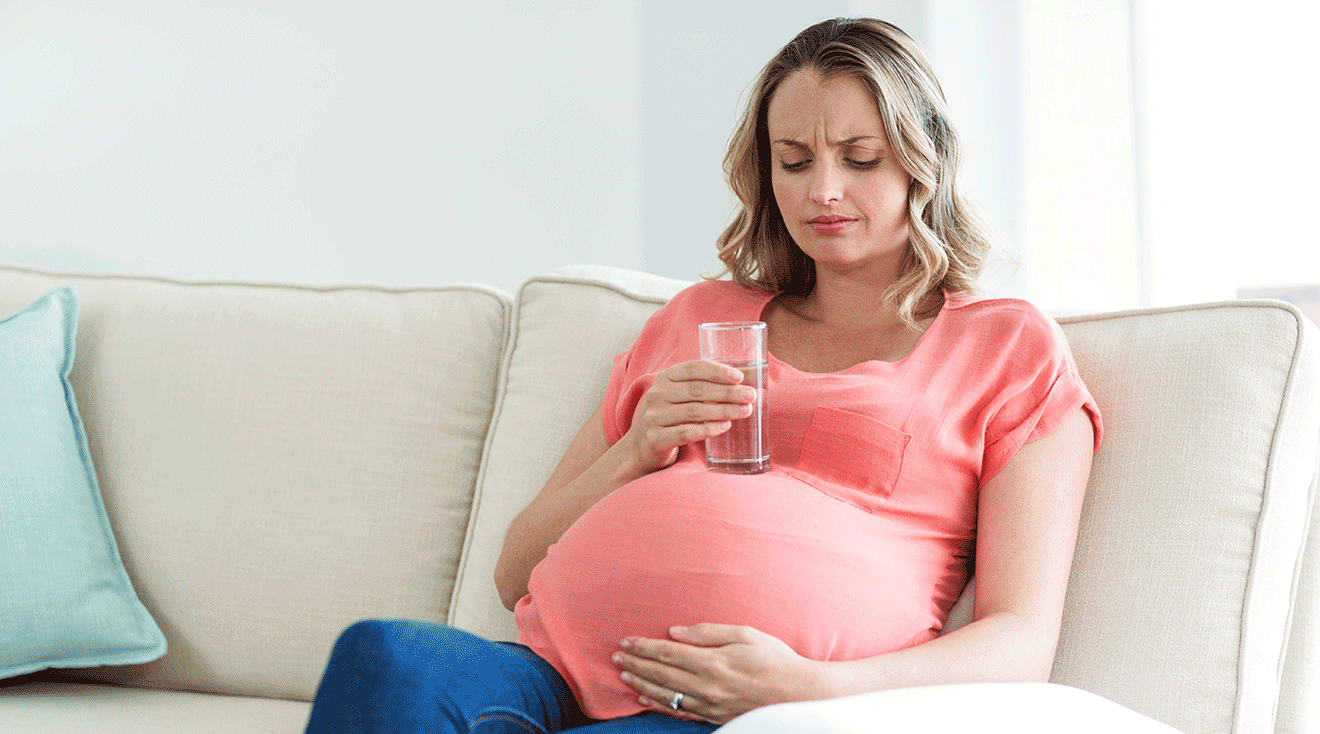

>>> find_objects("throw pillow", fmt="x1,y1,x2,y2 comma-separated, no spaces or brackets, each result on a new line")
0,287,166,679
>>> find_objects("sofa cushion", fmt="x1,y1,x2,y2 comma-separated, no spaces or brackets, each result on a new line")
1053,301,1320,734
0,265,511,703
0,681,310,734
451,266,690,641
715,682,1181,733
0,289,166,679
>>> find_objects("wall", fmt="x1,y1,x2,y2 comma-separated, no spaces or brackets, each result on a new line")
0,1,1043,297
0,1,644,296
638,0,849,282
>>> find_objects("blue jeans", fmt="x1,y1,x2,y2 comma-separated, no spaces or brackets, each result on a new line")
304,619,718,734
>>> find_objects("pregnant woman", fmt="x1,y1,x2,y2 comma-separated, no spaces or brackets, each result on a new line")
304,16,1102,733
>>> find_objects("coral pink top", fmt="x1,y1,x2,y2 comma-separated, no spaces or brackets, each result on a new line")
515,280,1102,719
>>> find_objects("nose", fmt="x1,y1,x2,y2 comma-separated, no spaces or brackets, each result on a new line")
809,161,843,205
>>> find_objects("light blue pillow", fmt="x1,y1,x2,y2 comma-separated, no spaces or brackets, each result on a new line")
0,287,166,679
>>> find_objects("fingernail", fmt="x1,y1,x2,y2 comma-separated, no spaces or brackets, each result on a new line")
611,652,623,665
620,672,632,683
670,625,687,634
619,638,632,649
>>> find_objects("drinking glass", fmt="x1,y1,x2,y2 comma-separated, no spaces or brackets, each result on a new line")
698,321,769,474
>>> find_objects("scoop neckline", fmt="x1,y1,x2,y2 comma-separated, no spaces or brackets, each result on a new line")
754,288,954,376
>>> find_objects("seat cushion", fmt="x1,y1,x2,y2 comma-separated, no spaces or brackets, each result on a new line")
0,681,310,734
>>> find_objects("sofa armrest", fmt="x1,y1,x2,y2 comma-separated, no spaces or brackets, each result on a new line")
715,682,1182,733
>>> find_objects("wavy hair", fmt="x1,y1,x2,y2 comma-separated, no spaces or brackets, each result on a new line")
715,17,1008,328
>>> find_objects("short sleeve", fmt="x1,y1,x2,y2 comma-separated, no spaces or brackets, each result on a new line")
595,280,771,446
600,346,638,445
979,313,1103,485
598,295,685,446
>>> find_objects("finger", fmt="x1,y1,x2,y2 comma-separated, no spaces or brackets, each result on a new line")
650,422,735,451
650,377,756,413
669,623,751,646
620,637,703,673
619,669,707,720
648,398,752,428
663,379,757,407
616,650,684,687
616,656,692,704
666,359,746,385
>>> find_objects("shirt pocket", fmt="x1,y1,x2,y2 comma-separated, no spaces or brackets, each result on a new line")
789,406,911,513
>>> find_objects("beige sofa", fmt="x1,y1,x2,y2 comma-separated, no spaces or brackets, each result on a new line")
0,263,1316,734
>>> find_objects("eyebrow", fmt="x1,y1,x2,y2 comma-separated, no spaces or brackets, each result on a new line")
771,136,886,148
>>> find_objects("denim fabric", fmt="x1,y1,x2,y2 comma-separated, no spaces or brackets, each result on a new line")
304,619,717,734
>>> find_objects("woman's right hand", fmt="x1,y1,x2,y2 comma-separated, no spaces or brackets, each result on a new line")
623,359,758,473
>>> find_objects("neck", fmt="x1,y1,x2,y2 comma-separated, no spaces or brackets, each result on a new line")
800,278,895,326
803,254,923,321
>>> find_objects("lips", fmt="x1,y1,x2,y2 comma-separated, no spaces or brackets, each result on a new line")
807,215,856,234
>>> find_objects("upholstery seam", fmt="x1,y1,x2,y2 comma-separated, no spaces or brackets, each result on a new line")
0,262,513,300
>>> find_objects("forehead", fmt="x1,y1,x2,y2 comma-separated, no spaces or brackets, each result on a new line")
766,70,886,144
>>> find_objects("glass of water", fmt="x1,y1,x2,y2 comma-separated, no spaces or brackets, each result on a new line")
698,321,769,474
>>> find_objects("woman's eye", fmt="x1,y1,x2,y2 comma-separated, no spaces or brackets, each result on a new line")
848,158,882,169
780,160,809,172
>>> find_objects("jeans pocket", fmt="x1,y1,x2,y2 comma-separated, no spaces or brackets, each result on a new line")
789,406,910,513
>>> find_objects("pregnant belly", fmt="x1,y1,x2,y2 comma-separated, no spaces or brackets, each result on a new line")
514,461,948,719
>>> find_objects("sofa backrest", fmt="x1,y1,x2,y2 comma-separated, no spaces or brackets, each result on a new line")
0,265,511,702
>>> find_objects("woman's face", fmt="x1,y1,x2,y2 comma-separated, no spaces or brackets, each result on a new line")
766,70,913,281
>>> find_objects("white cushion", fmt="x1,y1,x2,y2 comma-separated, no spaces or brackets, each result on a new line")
0,682,309,734
1052,302,1320,733
715,682,1181,733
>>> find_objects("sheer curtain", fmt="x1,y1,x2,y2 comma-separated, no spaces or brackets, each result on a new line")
867,0,1320,316
1140,0,1320,313
996,0,1319,313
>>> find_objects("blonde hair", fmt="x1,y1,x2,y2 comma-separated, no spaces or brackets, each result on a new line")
716,17,1008,328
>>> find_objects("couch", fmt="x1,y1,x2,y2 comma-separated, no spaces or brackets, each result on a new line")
0,262,1316,734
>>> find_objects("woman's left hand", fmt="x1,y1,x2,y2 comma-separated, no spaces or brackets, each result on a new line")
612,623,826,725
